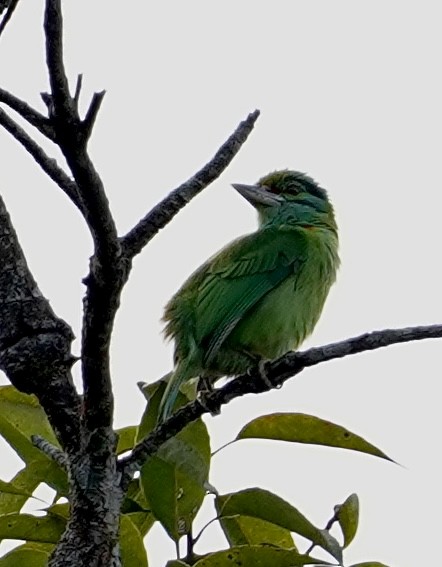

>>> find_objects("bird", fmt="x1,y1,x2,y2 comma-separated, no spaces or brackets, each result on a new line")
158,169,339,422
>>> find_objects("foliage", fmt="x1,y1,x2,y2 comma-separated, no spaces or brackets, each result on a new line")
0,383,391,566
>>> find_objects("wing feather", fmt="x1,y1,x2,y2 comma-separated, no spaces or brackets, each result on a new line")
195,226,308,364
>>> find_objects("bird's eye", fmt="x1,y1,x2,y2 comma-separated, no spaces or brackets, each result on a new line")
285,182,300,195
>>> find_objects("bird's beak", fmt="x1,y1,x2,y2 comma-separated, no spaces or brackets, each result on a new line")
232,183,284,207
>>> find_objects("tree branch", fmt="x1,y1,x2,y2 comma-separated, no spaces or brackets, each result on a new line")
0,107,84,212
121,109,261,259
32,435,68,470
44,0,73,122
0,0,19,38
0,87,56,140
82,90,106,142
119,323,442,479
44,0,122,435
0,194,82,453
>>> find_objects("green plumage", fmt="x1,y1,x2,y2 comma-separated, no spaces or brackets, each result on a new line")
159,170,339,421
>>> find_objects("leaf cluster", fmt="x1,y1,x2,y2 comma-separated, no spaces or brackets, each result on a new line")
0,383,391,567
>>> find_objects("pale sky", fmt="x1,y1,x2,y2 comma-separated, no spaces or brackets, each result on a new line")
1,2,441,566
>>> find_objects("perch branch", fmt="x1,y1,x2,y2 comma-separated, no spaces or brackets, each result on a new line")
119,323,442,479
121,109,261,259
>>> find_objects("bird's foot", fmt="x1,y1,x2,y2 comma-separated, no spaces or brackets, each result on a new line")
249,359,275,390
197,375,214,395
197,376,221,416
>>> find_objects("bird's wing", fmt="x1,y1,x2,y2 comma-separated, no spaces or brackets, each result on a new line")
195,226,308,365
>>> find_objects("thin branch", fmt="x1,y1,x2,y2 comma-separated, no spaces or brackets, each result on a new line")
121,109,261,259
305,507,338,556
82,90,106,142
119,323,442,479
0,87,56,140
0,107,84,211
44,0,73,122
44,0,117,259
31,435,68,470
73,73,83,106
0,0,19,38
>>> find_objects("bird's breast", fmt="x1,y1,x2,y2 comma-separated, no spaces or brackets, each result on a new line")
227,228,338,359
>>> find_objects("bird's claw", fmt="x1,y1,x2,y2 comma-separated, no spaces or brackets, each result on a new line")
250,359,274,390
197,389,221,416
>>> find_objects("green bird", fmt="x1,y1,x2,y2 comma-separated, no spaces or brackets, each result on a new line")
158,169,339,422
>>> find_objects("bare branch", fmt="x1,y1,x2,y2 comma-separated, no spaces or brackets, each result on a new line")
43,1,122,436
121,109,261,259
73,73,83,107
44,0,74,122
82,90,106,142
0,87,56,140
0,0,19,38
44,0,117,259
0,107,83,211
120,323,442,479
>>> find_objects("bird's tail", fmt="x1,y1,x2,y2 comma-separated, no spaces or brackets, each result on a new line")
158,358,195,423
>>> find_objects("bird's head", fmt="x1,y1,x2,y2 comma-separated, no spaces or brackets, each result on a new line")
232,169,337,231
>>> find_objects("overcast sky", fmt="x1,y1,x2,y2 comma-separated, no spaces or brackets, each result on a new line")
1,2,441,566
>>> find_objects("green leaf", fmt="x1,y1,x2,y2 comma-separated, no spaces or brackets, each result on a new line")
336,493,359,548
0,513,66,543
124,478,150,510
45,502,70,520
0,479,38,500
139,383,211,541
0,466,40,515
141,415,210,541
219,515,295,549
0,545,50,567
124,512,155,538
116,426,137,455
216,488,342,563
237,413,393,462
0,386,59,461
349,563,391,567
120,515,148,567
0,386,68,495
192,545,332,566
0,460,67,515
122,480,155,536
136,379,194,442
136,380,166,441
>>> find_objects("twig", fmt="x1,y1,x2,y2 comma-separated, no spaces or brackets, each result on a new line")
73,73,83,107
31,435,68,469
305,508,338,556
121,109,261,259
119,323,442,479
0,0,19,38
82,90,106,142
0,87,56,140
0,107,83,211
44,0,73,122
